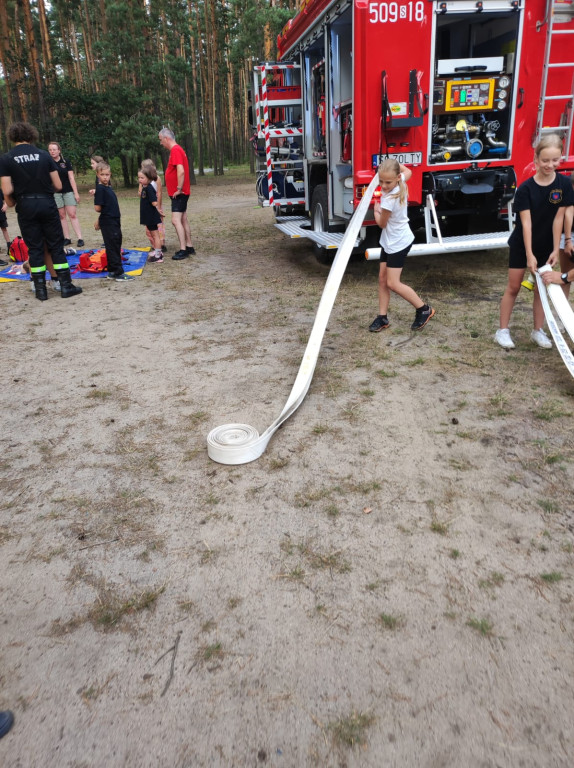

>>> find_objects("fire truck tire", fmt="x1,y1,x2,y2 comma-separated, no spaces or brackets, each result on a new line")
311,184,332,264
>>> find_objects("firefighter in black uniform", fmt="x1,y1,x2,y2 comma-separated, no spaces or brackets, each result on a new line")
0,122,82,301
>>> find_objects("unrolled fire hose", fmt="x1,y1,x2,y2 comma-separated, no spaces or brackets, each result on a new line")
207,172,381,464
536,265,574,378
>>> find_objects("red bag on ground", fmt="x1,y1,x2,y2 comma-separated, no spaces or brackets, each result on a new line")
79,249,108,273
9,236,29,263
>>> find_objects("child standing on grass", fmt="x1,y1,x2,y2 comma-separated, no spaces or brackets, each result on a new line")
369,159,434,333
495,134,574,349
138,167,164,263
94,162,134,282
141,160,167,253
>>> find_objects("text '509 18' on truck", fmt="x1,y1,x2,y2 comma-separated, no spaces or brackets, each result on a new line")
249,0,574,263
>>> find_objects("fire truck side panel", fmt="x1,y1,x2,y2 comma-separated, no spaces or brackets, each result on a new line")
353,0,431,209
266,0,574,254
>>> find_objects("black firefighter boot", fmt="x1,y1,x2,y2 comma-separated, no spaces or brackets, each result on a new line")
56,267,83,298
31,271,49,302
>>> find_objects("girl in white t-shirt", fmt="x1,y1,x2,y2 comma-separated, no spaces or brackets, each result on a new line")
369,159,434,332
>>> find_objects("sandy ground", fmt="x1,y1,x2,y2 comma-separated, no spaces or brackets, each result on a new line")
1,171,573,768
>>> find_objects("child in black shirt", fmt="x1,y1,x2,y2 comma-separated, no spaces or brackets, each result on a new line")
495,134,574,349
94,162,133,282
138,167,164,263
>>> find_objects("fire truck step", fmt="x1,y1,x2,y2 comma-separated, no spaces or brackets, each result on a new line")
274,216,360,249
365,232,510,260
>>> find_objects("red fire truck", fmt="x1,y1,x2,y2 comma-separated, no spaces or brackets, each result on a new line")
250,0,574,262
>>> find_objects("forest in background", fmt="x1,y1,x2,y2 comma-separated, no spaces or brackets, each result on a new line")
0,0,297,184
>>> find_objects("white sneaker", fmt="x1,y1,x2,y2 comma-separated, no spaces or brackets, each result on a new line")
531,329,552,349
495,328,515,349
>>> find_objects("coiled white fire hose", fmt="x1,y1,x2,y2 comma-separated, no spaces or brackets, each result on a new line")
536,265,574,377
207,173,381,464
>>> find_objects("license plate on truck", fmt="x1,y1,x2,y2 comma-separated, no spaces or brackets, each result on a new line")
372,152,423,166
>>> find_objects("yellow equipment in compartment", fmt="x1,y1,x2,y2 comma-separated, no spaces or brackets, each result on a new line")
445,79,495,112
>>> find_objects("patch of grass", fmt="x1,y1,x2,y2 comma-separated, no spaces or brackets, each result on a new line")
325,503,340,518
466,617,493,636
479,572,505,589
202,642,223,661
86,389,112,400
360,388,375,397
488,393,511,417
294,486,333,507
537,499,559,514
533,401,563,422
188,410,208,424
449,549,461,559
379,612,401,630
404,357,425,367
430,518,449,536
449,457,474,471
328,711,376,748
89,585,165,629
269,456,289,470
540,571,563,583
544,452,565,465
299,542,351,573
312,423,330,435
376,369,397,378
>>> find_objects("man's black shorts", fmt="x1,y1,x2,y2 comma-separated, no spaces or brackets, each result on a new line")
0,210,7,229
170,194,189,213
379,243,413,269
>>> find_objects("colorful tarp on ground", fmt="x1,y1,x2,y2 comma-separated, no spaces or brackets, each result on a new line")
0,248,149,283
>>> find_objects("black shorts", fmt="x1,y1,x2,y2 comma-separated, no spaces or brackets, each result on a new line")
0,210,7,228
146,223,158,232
380,243,412,269
170,194,189,213
508,246,546,270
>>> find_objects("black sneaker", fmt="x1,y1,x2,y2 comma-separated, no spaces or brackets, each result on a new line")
115,273,135,281
161,245,167,253
0,258,7,267
186,246,196,255
369,315,390,332
172,250,189,260
411,305,435,331
77,239,85,247
63,238,72,246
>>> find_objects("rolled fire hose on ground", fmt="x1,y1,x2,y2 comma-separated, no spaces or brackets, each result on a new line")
536,266,574,377
207,172,380,464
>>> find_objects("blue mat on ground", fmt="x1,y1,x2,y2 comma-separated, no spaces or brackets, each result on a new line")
0,248,149,282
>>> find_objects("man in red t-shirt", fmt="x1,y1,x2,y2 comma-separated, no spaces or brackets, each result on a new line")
159,128,195,260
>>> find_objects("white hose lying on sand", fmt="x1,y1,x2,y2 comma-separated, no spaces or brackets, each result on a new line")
207,173,380,465
536,265,574,378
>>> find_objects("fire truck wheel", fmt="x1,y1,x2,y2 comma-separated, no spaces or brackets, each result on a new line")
311,184,331,264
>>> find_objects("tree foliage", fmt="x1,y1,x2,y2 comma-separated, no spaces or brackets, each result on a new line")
0,0,299,183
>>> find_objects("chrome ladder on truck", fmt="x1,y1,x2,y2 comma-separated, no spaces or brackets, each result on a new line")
535,0,574,156
252,63,306,211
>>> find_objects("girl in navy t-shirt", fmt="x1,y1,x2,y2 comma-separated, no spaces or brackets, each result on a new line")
495,134,574,349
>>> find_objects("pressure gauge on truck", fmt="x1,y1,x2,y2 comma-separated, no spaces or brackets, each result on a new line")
499,76,510,88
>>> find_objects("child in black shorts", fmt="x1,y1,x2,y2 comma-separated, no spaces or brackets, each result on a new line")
94,162,134,282
138,167,164,263
495,134,574,349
